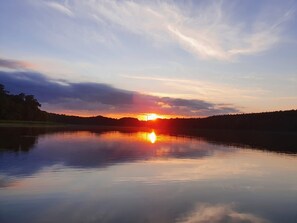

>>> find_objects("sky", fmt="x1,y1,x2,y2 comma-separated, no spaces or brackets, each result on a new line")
0,0,296,119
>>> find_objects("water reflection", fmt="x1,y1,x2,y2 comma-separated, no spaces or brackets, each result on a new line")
0,127,39,152
1,127,296,154
0,127,297,223
0,127,296,178
177,204,268,223
148,131,157,144
0,130,227,177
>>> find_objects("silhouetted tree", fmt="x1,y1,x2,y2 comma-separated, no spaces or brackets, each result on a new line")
0,84,45,121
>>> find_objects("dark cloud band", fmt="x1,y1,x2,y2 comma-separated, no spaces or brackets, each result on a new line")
0,71,239,117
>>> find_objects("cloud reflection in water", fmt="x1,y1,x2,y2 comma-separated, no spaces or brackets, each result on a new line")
178,204,269,223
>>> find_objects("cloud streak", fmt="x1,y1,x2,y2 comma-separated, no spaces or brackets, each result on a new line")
58,0,294,60
45,1,74,17
0,71,239,117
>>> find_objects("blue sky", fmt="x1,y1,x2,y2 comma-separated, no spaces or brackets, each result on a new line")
0,0,296,118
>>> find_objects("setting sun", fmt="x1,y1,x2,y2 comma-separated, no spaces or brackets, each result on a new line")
147,113,159,121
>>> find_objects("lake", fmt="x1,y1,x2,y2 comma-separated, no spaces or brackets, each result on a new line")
0,127,297,223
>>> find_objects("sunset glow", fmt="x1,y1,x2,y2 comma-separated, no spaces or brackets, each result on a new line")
147,114,158,121
0,0,296,118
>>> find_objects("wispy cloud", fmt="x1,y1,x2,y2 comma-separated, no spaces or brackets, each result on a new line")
0,71,239,117
45,1,74,17
62,0,294,60
122,74,269,101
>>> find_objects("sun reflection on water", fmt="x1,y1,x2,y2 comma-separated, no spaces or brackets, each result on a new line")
148,131,157,144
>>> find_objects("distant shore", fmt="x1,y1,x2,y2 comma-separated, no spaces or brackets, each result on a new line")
1,84,296,132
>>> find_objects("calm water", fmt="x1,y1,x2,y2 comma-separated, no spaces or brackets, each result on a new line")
0,127,297,223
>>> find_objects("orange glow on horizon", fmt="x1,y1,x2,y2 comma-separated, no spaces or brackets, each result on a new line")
138,113,167,121
45,109,187,120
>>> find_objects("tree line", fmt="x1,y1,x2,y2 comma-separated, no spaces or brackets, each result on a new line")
1,83,296,132
147,110,297,132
